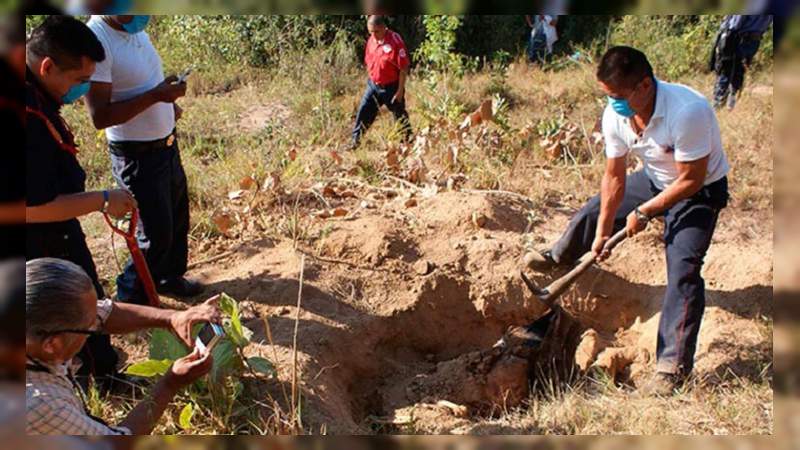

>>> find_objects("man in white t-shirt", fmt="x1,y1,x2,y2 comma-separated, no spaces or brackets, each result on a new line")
85,15,203,304
523,46,730,395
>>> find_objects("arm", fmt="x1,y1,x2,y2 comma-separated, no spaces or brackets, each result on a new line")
639,156,709,218
625,103,713,236
525,15,534,27
116,374,180,435
392,69,407,104
103,295,221,347
0,200,24,224
118,348,212,435
593,156,628,256
86,78,185,130
26,190,136,223
103,301,174,334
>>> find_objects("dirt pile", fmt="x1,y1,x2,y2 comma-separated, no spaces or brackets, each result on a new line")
192,187,772,433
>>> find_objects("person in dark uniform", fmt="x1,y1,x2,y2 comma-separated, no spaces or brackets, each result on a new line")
710,15,773,110
0,17,25,260
25,16,137,388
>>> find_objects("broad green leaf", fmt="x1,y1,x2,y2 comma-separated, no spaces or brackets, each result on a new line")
125,359,172,377
219,292,237,317
219,293,250,347
178,403,194,430
210,339,239,382
247,356,276,377
150,329,189,361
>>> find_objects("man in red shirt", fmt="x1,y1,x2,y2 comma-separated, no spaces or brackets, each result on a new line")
351,15,412,148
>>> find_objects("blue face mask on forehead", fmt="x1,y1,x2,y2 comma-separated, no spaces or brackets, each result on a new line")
120,15,150,34
608,96,636,118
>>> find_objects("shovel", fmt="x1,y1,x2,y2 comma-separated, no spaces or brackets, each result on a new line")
104,209,160,307
516,229,628,341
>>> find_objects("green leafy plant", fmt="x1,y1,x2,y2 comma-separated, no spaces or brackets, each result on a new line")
126,293,275,432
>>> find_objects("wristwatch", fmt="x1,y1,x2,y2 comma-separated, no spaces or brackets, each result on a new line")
100,190,110,213
634,206,651,223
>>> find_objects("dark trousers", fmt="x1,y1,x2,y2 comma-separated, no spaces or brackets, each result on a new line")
714,38,761,104
27,221,119,381
528,29,547,62
550,170,729,375
352,78,412,146
110,138,190,305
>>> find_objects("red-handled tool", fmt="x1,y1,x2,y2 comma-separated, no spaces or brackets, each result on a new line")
104,209,160,307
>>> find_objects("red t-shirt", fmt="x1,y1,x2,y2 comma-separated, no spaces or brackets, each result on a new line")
365,30,410,86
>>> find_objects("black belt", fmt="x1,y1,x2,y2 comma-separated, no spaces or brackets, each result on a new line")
372,80,399,89
739,32,762,41
109,131,177,156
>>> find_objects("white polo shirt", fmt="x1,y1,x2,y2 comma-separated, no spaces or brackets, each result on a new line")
87,16,175,142
602,79,730,190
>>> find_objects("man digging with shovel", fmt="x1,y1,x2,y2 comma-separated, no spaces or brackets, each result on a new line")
523,46,730,396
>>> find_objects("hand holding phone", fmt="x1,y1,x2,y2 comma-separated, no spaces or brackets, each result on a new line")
176,67,193,84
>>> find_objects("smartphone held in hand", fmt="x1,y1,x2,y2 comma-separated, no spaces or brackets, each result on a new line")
195,322,225,354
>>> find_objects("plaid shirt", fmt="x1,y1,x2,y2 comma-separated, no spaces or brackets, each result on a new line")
26,299,132,435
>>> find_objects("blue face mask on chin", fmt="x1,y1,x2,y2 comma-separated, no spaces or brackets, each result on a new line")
61,81,91,104
120,15,150,34
608,96,636,118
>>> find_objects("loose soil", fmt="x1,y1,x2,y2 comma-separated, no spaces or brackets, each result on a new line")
175,187,773,434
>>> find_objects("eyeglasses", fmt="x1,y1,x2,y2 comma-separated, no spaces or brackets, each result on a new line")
38,328,99,337
39,321,100,337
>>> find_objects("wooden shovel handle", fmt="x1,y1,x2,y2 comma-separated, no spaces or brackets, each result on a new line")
539,229,627,304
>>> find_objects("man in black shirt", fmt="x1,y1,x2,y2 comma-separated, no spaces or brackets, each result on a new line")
26,16,136,388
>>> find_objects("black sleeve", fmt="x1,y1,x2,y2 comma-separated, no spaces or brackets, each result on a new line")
0,110,23,203
25,114,59,207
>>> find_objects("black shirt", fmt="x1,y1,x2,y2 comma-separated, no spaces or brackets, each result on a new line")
0,61,24,259
25,66,90,260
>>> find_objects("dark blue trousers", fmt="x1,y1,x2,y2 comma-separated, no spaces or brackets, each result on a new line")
110,139,190,305
550,170,729,375
352,78,412,146
714,38,761,105
528,29,547,63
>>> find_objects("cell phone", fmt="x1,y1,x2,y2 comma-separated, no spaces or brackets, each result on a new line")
176,67,192,84
195,322,225,353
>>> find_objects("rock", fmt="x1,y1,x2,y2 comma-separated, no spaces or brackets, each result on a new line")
574,328,610,372
471,212,487,228
405,198,418,208
414,259,434,276
592,346,642,381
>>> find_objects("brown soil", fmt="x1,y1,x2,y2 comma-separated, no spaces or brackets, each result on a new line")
179,188,773,434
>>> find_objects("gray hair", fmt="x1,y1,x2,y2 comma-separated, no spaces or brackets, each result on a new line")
26,258,95,338
368,15,387,28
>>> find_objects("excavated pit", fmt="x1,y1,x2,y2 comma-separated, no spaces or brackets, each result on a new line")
193,190,772,434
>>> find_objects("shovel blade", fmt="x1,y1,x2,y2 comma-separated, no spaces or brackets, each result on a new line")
520,270,554,309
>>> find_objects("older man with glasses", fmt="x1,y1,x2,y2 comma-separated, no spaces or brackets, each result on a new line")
26,258,221,435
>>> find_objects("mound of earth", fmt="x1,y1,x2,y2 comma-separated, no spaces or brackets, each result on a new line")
191,188,772,434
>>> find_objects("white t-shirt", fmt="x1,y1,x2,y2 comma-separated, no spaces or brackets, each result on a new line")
87,16,175,142
602,79,730,190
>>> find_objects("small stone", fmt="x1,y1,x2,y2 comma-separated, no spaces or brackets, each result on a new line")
405,198,418,208
471,212,487,228
414,259,433,276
